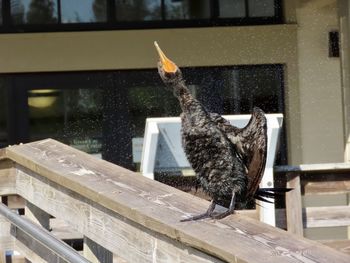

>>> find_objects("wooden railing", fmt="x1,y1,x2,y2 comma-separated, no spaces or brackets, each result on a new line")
276,163,350,255
0,139,350,262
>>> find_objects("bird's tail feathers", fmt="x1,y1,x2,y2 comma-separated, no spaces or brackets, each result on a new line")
254,188,292,203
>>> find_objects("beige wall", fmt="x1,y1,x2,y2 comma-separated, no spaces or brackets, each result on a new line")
296,0,344,163
0,26,296,72
339,0,350,162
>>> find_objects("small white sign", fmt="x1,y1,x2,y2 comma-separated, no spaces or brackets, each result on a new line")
132,137,144,163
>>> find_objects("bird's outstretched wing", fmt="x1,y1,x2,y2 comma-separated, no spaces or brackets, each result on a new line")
209,107,267,199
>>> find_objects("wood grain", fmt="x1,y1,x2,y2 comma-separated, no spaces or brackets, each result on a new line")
286,173,303,236
0,159,16,195
320,239,350,255
84,236,113,263
304,180,350,195
304,206,350,228
5,139,350,263
16,166,224,263
275,163,350,174
13,227,64,263
0,215,14,250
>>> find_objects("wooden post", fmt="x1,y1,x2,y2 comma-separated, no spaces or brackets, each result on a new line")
23,201,51,263
286,172,304,236
0,198,5,263
25,201,50,230
83,236,113,263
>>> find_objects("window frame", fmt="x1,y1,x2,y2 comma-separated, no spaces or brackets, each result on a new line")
0,0,283,33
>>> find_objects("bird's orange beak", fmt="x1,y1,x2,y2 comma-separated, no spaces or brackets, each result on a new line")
154,41,177,73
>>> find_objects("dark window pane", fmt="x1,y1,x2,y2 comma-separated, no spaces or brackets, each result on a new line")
248,0,275,17
218,0,245,18
164,0,210,20
128,84,181,137
11,0,58,24
28,88,103,156
0,78,7,148
61,0,107,23
115,0,161,21
0,0,3,24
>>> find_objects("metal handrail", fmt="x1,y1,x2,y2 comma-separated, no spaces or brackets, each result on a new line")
0,202,90,263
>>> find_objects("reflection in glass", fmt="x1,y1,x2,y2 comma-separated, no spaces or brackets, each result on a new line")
218,0,245,18
0,0,3,24
0,78,7,148
128,85,181,137
248,0,275,17
115,0,161,21
164,0,210,20
28,89,103,155
61,0,107,23
11,0,58,24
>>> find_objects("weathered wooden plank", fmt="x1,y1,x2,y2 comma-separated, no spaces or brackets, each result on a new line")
0,149,6,160
0,215,14,250
50,218,83,240
0,159,16,195
304,180,350,195
286,173,303,236
9,139,350,263
16,166,225,263
8,195,25,209
25,201,51,230
320,239,350,255
13,227,65,263
84,236,113,263
304,206,350,228
275,163,350,174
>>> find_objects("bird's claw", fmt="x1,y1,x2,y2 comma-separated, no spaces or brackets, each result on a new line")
180,210,235,222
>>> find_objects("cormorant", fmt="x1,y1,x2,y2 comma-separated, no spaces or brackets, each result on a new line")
154,42,286,221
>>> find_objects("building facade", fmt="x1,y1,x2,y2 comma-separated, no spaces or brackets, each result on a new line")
0,0,347,169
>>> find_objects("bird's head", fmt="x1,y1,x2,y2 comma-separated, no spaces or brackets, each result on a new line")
154,41,183,88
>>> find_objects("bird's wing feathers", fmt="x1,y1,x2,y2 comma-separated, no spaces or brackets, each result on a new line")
209,108,267,199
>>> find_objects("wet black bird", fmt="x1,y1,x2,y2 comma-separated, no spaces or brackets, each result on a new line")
154,42,286,221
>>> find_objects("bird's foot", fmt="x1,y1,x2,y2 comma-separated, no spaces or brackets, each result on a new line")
211,209,235,220
180,211,213,222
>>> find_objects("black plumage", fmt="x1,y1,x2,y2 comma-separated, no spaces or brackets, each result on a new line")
154,42,287,221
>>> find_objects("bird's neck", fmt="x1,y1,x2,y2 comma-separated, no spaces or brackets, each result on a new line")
174,81,209,124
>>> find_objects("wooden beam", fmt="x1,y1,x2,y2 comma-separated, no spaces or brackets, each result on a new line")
13,227,63,263
286,173,303,236
0,159,16,195
83,237,113,263
0,215,14,250
25,201,51,231
15,167,224,263
320,239,350,255
304,206,350,228
304,180,350,195
275,163,350,174
8,139,350,263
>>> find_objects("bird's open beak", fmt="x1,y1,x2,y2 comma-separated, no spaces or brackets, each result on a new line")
154,41,177,73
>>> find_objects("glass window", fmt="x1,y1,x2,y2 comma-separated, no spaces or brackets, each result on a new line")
6,65,284,167
61,0,107,23
248,0,275,17
11,0,58,24
0,0,3,25
28,88,103,156
0,78,7,148
128,84,181,137
115,0,161,21
164,0,210,20
218,0,245,18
